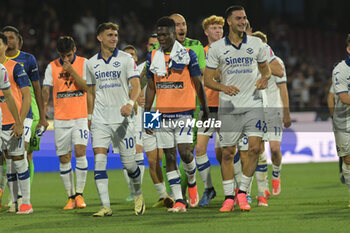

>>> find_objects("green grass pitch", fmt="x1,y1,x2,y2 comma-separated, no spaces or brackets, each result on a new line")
0,162,349,233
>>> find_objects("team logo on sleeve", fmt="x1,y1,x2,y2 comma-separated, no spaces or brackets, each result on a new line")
143,110,162,129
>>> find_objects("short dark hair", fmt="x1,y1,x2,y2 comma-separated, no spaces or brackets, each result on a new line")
57,36,76,54
96,22,119,36
1,26,20,38
347,34,350,46
156,17,175,32
0,32,8,45
123,45,137,53
225,5,245,18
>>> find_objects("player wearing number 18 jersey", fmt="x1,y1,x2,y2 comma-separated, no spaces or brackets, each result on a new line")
42,36,89,210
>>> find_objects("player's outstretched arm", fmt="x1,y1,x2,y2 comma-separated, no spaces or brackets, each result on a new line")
3,88,23,138
19,86,31,122
278,83,291,128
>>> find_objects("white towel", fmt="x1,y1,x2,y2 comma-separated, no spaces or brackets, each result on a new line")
149,40,190,76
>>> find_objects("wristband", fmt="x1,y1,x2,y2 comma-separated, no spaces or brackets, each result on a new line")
87,114,92,120
128,100,135,106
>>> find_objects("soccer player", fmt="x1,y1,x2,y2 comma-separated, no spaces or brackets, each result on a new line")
327,83,345,184
0,32,32,214
194,15,225,206
145,17,209,212
250,31,291,205
86,22,143,216
2,26,49,185
204,5,271,212
122,45,145,202
42,36,89,210
140,35,175,207
0,63,24,208
157,13,207,201
331,34,350,208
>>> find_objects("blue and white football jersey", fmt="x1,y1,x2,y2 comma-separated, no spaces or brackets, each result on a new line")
206,33,267,113
332,56,350,132
86,49,139,124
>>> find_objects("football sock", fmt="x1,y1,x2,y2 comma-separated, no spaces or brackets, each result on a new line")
60,161,75,197
272,164,282,179
167,170,183,202
222,179,234,197
75,156,88,194
154,182,167,199
135,153,145,184
239,174,253,193
14,159,31,205
182,158,197,187
6,159,18,203
342,162,350,195
94,154,110,208
256,152,268,197
123,168,134,196
196,154,213,189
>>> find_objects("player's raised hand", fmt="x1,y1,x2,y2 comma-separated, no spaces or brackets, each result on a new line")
62,60,74,74
222,85,240,96
255,77,268,90
121,103,133,117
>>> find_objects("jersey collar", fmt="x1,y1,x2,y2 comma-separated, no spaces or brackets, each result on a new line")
345,55,350,67
59,54,76,65
97,48,119,64
225,32,247,50
6,50,20,60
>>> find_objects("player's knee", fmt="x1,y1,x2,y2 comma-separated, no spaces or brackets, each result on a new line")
343,155,350,165
147,156,157,169
248,145,260,155
270,145,280,156
74,145,86,157
194,144,206,156
222,148,234,161
177,145,192,163
59,154,72,163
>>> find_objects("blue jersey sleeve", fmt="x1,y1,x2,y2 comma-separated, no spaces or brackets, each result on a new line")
145,51,154,79
13,63,31,88
188,49,202,77
27,54,40,82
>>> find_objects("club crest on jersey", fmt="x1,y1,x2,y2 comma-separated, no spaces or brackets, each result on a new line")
58,72,73,88
113,61,121,68
246,48,254,54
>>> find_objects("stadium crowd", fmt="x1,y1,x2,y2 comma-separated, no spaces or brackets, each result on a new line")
0,0,348,114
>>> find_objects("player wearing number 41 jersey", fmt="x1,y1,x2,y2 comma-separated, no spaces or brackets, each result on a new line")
42,36,89,210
